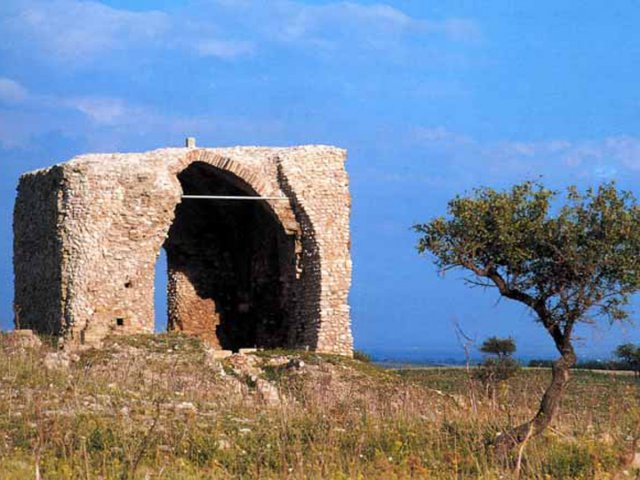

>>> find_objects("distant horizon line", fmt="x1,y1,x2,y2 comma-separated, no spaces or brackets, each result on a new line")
360,347,623,363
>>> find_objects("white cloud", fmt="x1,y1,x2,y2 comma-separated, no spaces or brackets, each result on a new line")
410,126,640,184
604,136,640,171
0,77,29,103
413,126,473,145
0,0,481,65
0,86,285,150
436,18,483,43
0,109,46,148
282,2,418,39
251,1,481,53
265,2,479,42
63,97,131,125
2,0,170,63
195,39,255,59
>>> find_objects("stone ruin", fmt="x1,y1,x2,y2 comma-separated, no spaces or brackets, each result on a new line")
13,143,353,356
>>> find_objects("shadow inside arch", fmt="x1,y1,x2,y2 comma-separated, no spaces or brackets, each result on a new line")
276,160,322,350
159,161,299,351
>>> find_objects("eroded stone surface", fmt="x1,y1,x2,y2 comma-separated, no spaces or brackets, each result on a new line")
14,146,353,355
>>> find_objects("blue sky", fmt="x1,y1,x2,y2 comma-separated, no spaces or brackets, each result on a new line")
1,0,639,360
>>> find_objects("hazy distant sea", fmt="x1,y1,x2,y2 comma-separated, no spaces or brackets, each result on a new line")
365,347,616,368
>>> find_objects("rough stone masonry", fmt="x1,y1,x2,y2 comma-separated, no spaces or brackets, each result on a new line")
13,144,353,356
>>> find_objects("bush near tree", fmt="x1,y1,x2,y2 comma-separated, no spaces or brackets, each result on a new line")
614,343,640,377
474,336,520,401
415,181,640,451
479,336,516,359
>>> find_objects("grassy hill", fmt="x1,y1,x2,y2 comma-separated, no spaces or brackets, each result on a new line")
0,332,638,479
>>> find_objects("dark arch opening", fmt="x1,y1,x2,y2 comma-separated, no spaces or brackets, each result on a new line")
160,162,297,351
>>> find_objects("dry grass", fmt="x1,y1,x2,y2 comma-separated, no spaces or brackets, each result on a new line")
0,333,638,479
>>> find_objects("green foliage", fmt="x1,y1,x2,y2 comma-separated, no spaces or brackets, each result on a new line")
353,349,372,363
414,181,640,350
539,438,619,479
261,364,287,382
474,357,520,385
87,425,115,452
479,336,516,358
475,337,519,390
528,358,633,370
614,343,640,375
414,181,640,445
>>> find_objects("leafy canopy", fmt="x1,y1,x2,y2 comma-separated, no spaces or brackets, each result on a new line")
480,336,516,358
476,337,519,388
415,181,640,351
474,357,520,385
614,343,640,370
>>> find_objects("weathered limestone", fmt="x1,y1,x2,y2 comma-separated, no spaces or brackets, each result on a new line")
14,145,353,356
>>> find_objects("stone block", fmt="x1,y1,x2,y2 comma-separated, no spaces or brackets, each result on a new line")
210,350,233,360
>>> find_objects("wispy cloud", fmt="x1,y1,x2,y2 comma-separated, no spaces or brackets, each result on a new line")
1,0,170,64
404,126,640,187
194,39,255,59
61,96,138,125
413,126,473,145
255,2,480,44
0,109,49,148
0,77,142,128
0,77,29,104
0,83,285,151
273,2,421,42
0,2,483,151
435,18,482,43
0,0,481,65
208,1,482,57
603,136,640,171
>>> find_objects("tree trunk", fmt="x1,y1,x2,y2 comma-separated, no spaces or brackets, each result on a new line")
494,345,576,453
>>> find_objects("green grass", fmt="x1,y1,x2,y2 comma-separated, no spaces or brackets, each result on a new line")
0,334,638,479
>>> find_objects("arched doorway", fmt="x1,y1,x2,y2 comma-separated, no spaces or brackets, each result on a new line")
160,161,297,351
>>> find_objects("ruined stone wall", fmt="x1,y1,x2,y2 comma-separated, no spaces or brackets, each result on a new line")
13,166,65,335
54,152,183,346
14,146,353,356
277,148,353,355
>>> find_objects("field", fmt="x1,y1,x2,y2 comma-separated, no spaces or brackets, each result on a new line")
0,332,638,479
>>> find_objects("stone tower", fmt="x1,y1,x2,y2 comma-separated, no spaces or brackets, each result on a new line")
13,145,353,355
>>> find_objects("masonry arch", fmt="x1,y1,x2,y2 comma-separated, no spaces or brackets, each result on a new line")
161,160,298,351
14,145,352,355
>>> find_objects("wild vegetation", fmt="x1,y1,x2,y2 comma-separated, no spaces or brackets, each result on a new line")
473,336,520,403
0,332,638,479
529,343,640,374
415,181,640,452
615,344,640,377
